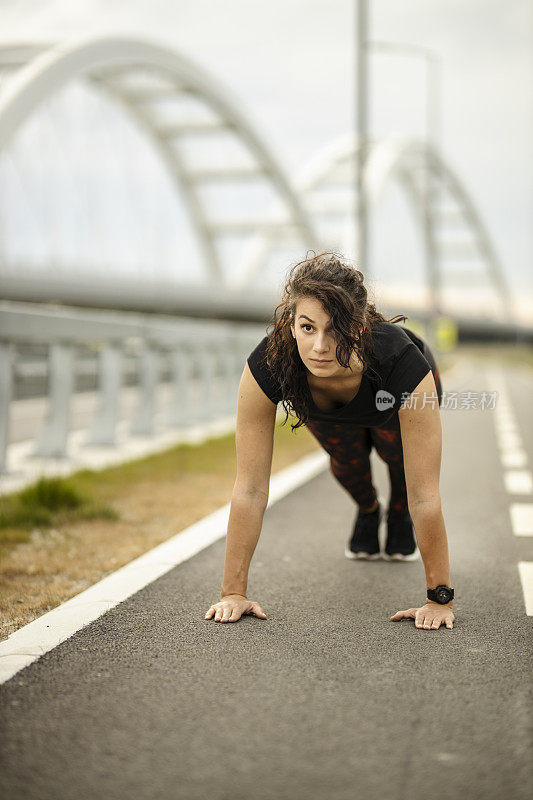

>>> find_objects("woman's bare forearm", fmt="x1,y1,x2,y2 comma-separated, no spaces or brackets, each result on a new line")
220,490,268,598
409,499,452,600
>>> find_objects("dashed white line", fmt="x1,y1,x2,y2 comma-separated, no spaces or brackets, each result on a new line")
496,431,523,450
501,451,528,469
509,504,533,537
486,366,533,616
503,470,533,496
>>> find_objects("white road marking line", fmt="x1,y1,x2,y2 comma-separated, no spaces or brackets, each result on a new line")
494,409,516,421
501,451,528,469
495,420,520,439
504,471,533,496
0,449,329,685
497,432,524,451
510,504,533,537
486,367,533,618
266,451,328,506
494,422,518,436
495,424,513,433
518,563,533,616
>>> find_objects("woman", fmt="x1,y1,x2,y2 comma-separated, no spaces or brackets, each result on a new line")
205,253,455,631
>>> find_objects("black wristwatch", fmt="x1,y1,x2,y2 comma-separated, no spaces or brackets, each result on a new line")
426,585,454,604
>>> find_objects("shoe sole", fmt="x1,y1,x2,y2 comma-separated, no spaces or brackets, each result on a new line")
381,547,421,562
344,548,381,560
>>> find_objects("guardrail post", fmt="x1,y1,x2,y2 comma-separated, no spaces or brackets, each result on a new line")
198,345,218,422
184,344,210,424
166,345,194,428
221,346,239,415
85,343,122,446
33,342,74,459
130,345,159,437
0,342,14,473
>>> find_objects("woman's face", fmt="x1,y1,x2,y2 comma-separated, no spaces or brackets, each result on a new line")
290,297,362,379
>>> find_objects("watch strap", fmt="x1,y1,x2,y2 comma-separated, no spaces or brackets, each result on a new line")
427,585,454,603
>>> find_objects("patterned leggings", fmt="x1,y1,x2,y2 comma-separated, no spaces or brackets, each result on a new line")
305,344,442,515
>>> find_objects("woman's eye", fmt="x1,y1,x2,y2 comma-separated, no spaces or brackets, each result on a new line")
301,325,332,334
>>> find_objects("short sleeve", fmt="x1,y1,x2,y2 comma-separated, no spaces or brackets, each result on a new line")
246,336,283,405
384,343,431,412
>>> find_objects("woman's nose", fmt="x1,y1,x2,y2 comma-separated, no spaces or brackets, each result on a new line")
313,335,329,352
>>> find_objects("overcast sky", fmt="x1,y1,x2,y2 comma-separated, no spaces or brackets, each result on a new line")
1,0,532,314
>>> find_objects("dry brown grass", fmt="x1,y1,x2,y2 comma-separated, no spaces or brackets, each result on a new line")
0,418,320,640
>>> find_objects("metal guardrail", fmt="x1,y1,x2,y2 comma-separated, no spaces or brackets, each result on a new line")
0,301,266,474
2,300,531,478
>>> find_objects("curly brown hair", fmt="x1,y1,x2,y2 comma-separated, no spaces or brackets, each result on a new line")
264,251,408,430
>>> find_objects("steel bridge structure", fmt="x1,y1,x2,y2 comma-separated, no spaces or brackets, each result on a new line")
0,35,514,324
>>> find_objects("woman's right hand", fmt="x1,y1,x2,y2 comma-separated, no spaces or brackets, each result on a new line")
204,594,267,623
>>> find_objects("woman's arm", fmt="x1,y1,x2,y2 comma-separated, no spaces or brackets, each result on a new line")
205,363,277,622
221,491,270,597
391,369,455,630
398,369,451,594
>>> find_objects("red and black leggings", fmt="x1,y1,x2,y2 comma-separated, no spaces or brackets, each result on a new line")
304,344,442,516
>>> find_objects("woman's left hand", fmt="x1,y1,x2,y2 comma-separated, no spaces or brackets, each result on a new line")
389,602,455,630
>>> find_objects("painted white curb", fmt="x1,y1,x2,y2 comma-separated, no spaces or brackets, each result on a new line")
518,562,533,616
0,449,328,685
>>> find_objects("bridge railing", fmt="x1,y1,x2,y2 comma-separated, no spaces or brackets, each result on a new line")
0,301,267,475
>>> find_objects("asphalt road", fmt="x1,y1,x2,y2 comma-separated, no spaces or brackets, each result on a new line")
0,357,531,800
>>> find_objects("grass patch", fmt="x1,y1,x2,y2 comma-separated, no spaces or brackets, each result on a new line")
68,430,242,500
0,420,314,560
54,422,309,501
0,476,118,554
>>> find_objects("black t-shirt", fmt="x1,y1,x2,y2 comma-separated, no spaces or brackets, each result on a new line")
246,321,433,427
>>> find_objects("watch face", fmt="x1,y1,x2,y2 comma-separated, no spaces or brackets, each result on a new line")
437,588,451,603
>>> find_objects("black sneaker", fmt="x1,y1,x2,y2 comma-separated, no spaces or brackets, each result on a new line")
345,501,381,560
383,509,420,561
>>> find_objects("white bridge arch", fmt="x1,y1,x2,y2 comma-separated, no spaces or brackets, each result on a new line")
0,35,318,294
0,37,513,323
236,134,513,323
